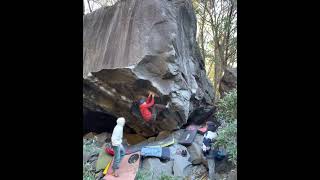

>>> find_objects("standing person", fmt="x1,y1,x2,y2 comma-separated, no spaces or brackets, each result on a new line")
202,121,218,180
138,92,169,122
111,117,126,177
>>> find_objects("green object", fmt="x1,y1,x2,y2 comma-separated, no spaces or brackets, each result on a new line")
96,149,113,171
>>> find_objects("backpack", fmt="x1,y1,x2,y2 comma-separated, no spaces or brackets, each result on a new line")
214,148,226,161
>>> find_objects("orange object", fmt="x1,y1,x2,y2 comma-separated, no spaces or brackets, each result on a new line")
198,126,207,134
103,153,141,180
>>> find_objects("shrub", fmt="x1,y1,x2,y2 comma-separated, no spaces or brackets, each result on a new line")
83,138,101,180
135,170,183,180
215,89,237,166
135,169,153,180
159,172,182,180
83,138,101,155
83,162,95,180
216,89,237,123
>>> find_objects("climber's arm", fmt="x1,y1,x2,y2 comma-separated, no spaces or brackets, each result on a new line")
145,94,155,107
146,93,152,104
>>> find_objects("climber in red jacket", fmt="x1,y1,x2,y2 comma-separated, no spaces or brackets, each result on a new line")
138,92,169,122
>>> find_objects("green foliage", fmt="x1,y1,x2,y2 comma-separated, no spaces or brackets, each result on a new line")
83,138,101,155
135,169,153,180
215,120,237,166
215,89,237,166
83,162,95,180
83,138,101,180
216,89,237,122
159,172,182,180
159,175,175,180
135,170,182,180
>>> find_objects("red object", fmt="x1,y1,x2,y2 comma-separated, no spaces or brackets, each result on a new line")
105,147,114,156
198,127,207,134
139,94,154,121
103,153,141,180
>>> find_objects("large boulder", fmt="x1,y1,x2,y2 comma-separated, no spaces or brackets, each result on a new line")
83,108,117,134
124,133,146,145
187,106,216,125
94,132,112,145
83,0,214,137
227,169,237,180
169,144,192,178
187,134,205,165
173,155,192,178
142,157,174,178
156,130,172,141
219,68,237,97
185,164,207,180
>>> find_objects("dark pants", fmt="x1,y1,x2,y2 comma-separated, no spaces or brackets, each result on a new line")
205,149,216,180
207,158,216,180
151,104,167,121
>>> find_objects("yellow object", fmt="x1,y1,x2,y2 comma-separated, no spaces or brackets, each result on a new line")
160,138,175,147
103,161,111,175
145,139,175,148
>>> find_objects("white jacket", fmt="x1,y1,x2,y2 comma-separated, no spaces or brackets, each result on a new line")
202,131,217,152
111,117,125,146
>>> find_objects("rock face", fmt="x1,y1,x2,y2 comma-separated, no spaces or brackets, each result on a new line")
187,106,216,125
83,108,117,134
124,133,146,145
186,164,207,179
156,130,172,141
227,169,237,180
83,0,214,136
187,134,205,165
219,68,237,97
169,144,192,177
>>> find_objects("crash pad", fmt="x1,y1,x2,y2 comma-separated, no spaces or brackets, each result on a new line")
141,146,171,160
96,150,113,171
103,152,141,180
141,146,162,157
125,141,149,155
126,136,174,154
149,136,175,147
178,129,197,146
161,147,171,160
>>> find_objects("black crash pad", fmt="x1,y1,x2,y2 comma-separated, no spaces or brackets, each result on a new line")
178,129,197,146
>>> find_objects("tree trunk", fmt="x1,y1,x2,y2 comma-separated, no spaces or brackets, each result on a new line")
207,58,214,76
224,1,234,66
213,45,221,100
